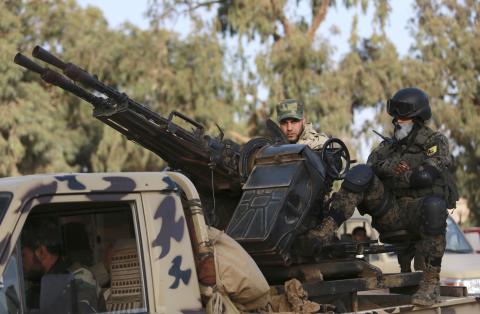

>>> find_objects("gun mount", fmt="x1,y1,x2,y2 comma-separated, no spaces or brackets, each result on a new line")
15,47,353,264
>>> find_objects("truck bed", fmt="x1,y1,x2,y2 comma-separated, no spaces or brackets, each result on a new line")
274,272,480,313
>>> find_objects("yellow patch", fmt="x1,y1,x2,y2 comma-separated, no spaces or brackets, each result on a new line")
426,145,437,156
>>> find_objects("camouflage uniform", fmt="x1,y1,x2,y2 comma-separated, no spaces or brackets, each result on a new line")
297,122,329,150
311,121,458,305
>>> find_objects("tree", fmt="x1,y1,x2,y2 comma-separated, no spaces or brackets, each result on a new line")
149,0,384,154
1,0,235,176
406,0,480,222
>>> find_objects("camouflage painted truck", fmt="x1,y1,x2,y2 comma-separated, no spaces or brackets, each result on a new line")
4,48,479,313
1,172,480,314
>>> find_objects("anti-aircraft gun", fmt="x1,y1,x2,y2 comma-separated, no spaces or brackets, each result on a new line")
15,47,350,213
14,48,368,272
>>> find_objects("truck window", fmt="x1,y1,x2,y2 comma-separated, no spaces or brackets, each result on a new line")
18,201,147,313
0,246,22,314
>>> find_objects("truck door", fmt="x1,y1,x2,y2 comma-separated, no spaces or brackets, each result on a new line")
141,191,203,313
0,193,152,314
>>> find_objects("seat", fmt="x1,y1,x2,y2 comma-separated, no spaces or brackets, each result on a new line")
106,239,143,312
62,222,93,266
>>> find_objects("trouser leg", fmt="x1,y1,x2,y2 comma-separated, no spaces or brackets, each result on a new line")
397,243,415,273
307,165,380,251
412,196,448,306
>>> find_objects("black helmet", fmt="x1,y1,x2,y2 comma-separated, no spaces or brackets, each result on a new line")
387,87,431,121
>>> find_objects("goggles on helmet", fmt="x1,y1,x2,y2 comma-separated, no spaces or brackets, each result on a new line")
387,99,416,117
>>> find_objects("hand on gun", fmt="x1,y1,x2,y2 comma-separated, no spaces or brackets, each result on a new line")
394,160,410,175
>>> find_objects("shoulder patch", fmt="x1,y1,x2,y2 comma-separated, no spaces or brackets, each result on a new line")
426,145,437,156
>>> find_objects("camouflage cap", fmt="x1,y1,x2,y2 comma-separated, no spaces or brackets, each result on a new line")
276,99,304,122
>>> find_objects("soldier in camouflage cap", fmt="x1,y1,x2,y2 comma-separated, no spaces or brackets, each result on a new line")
276,99,329,150
307,88,458,306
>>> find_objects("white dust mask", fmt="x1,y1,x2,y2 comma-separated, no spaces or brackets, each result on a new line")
394,120,414,141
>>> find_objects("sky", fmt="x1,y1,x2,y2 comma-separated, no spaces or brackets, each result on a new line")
77,1,415,61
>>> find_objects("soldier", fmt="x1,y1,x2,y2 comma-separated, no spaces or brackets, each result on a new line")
352,226,369,243
276,99,329,150
308,87,458,306
22,218,100,313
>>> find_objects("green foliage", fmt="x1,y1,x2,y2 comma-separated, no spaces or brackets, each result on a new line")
1,0,235,175
406,0,480,222
3,0,480,223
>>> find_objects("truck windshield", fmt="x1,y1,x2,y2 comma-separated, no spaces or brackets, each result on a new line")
0,193,12,225
445,216,473,253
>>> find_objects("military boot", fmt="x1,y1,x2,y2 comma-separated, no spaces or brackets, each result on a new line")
411,265,441,306
307,216,338,253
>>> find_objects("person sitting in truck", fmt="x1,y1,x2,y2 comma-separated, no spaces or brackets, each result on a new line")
352,226,369,243
21,217,100,313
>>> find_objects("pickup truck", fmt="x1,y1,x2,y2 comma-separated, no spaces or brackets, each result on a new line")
1,171,480,314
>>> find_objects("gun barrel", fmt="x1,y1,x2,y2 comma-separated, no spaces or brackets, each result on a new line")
63,63,105,91
32,46,67,70
14,52,104,108
14,53,46,75
41,69,100,104
32,47,124,102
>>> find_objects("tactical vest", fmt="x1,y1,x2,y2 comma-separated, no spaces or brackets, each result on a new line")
383,125,458,208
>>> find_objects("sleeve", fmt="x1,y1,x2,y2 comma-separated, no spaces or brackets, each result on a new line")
300,129,329,150
422,133,452,171
367,141,401,179
309,133,329,150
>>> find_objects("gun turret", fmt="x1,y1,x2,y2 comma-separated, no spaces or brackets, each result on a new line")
15,47,351,240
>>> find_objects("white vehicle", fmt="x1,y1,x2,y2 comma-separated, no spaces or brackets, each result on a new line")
464,227,480,254
338,211,480,295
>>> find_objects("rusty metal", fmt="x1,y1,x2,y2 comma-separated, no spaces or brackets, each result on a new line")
281,272,423,297
262,259,383,285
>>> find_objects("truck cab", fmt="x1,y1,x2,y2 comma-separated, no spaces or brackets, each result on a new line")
0,172,204,314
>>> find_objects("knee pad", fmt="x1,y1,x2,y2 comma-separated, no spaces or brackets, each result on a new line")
422,196,447,236
342,164,374,193
359,188,393,219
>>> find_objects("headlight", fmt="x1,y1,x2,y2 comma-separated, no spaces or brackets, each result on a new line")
442,278,480,295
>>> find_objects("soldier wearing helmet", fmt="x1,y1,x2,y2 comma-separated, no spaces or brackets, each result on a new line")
306,87,458,306
276,99,329,150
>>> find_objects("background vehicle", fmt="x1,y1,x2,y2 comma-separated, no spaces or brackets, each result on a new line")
338,211,480,295
464,227,480,254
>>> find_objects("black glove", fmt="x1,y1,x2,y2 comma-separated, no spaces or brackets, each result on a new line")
410,164,440,188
